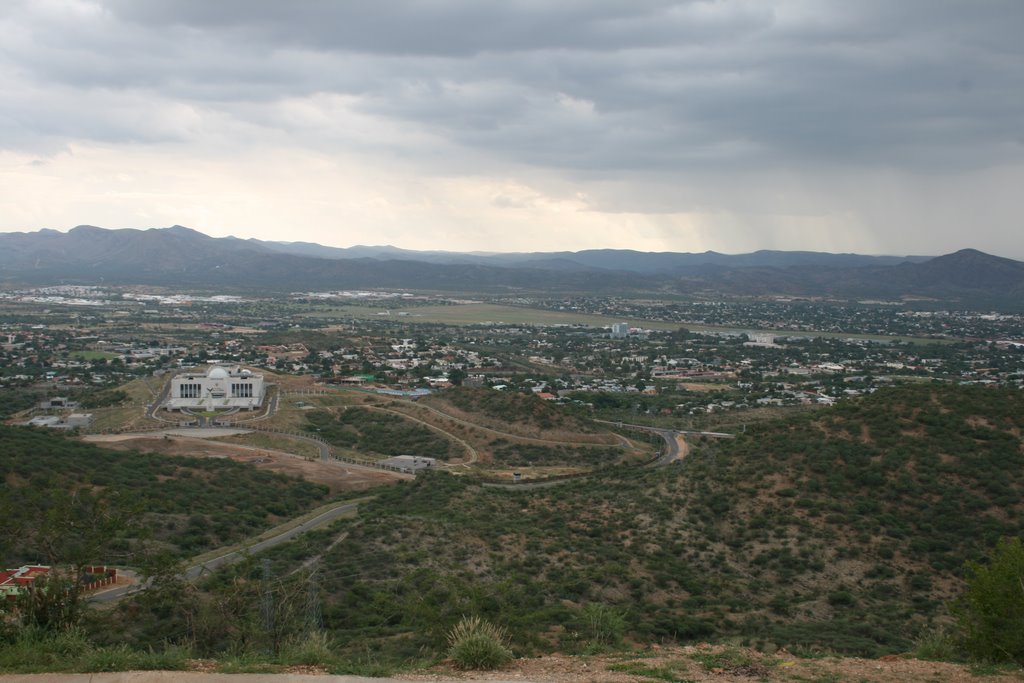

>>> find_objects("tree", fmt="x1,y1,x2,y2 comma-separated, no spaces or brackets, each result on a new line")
952,537,1024,664
12,488,141,631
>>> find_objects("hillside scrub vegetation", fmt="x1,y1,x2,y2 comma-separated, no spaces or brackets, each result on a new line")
490,442,627,467
148,384,1022,663
5,384,1024,671
952,536,1024,665
0,425,331,563
427,387,615,442
304,407,452,460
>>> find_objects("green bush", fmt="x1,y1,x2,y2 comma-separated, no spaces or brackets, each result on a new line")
446,616,512,670
580,603,626,648
913,626,958,662
277,631,336,667
0,628,191,674
952,537,1024,664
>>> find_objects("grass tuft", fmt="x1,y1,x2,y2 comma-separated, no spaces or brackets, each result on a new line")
446,616,513,670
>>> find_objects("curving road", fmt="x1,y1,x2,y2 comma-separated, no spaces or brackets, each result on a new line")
594,420,685,466
145,375,173,420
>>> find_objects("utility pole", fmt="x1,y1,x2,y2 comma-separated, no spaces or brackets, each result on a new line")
306,568,322,632
261,559,274,646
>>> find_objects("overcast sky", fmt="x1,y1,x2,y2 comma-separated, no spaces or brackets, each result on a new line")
1,1,1022,257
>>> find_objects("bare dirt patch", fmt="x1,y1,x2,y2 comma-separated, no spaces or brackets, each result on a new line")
678,382,728,392
85,435,398,494
675,434,689,460
966,415,997,430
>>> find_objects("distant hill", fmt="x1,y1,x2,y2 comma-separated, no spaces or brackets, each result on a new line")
1,226,1021,308
254,241,930,272
674,248,1024,306
0,225,647,292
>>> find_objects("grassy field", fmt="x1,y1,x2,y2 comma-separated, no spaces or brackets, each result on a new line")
69,350,119,361
119,375,164,403
300,302,948,344
80,377,166,432
86,405,156,432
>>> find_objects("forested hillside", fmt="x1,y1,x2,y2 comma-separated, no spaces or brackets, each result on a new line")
134,385,1024,661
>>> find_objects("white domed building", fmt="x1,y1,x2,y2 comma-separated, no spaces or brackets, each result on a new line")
165,365,265,411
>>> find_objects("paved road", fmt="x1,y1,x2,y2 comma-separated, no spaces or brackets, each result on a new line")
482,478,581,490
595,420,685,465
146,375,173,419
484,420,692,490
184,502,358,579
89,502,359,604
678,429,736,439
266,387,280,419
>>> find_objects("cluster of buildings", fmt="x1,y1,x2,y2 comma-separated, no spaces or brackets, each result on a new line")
0,565,118,604
0,565,50,602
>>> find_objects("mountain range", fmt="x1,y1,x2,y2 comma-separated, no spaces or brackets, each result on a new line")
1,225,1023,309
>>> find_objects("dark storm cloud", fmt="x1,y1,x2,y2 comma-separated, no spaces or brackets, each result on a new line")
104,0,749,56
2,1,1023,175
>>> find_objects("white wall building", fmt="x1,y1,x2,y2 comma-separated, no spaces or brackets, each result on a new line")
611,322,630,338
165,365,265,411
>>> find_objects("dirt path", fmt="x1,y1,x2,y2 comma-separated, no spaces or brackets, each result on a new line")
397,645,1024,683
84,433,399,494
675,433,689,461
403,399,617,447
289,531,349,576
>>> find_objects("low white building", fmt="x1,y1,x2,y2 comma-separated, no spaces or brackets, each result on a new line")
27,413,94,429
65,413,95,428
165,365,265,412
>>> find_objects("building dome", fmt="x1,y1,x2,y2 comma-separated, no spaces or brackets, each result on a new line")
207,366,229,380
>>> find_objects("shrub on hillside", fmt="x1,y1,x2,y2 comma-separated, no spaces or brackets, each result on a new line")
446,616,512,670
580,603,626,648
952,536,1024,665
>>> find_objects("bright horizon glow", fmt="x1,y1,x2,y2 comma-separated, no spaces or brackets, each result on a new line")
1,2,1022,259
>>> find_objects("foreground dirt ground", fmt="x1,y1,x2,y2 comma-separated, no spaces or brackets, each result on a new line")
85,434,399,493
396,645,1024,683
